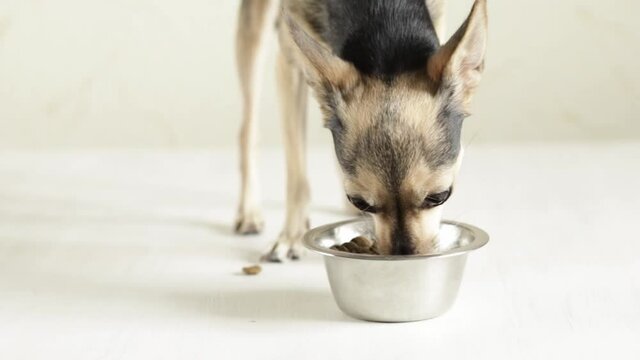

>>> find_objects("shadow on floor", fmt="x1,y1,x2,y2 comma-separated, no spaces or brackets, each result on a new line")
0,264,350,324
0,187,357,324
0,191,352,237
205,288,349,323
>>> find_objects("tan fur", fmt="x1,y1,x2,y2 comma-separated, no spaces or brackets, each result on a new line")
334,72,471,255
266,50,310,261
345,150,464,255
339,77,446,199
281,12,361,120
234,0,278,234
428,0,488,110
398,149,464,254
338,75,444,150
235,0,487,259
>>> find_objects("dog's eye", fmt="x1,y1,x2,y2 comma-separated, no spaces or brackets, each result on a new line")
347,195,377,213
421,188,452,208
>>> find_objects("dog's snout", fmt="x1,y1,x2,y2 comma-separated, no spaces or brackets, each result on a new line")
391,243,415,255
390,226,416,255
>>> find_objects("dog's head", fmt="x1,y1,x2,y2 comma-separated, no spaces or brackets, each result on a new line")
286,0,488,255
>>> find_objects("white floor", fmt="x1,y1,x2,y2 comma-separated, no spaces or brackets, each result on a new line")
0,143,639,360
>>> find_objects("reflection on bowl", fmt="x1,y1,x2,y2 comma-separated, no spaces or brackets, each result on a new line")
303,217,489,322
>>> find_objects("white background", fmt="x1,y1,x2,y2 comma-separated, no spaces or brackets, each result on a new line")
1,0,639,149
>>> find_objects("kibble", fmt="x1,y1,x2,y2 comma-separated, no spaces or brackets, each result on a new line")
242,264,262,275
331,236,379,255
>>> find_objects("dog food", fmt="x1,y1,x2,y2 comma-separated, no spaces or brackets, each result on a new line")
331,236,379,255
242,264,262,275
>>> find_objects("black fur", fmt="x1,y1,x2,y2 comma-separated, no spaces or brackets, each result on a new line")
323,0,440,77
391,194,415,255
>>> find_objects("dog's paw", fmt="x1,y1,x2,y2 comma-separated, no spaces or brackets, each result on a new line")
287,242,306,260
260,242,288,263
259,216,310,262
287,248,300,260
234,210,264,235
260,242,306,262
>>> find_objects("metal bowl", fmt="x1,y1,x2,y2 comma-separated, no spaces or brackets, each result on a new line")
303,217,489,322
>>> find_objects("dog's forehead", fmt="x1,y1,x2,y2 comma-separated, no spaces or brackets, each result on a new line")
341,76,438,127
334,75,463,189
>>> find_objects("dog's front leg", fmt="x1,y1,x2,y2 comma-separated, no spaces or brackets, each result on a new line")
234,0,278,234
261,51,310,262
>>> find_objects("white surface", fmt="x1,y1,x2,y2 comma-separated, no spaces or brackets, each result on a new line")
1,0,640,148
0,143,639,359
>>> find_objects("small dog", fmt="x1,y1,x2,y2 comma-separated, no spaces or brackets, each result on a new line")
234,0,488,261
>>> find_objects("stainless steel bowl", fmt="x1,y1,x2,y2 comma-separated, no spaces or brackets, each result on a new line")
303,218,489,322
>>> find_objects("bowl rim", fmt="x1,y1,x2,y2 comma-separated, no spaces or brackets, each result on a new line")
303,218,489,261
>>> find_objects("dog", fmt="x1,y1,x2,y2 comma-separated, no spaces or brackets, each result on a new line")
234,0,488,261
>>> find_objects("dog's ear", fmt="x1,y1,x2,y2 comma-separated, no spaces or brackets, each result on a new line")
427,0,487,108
284,13,358,92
